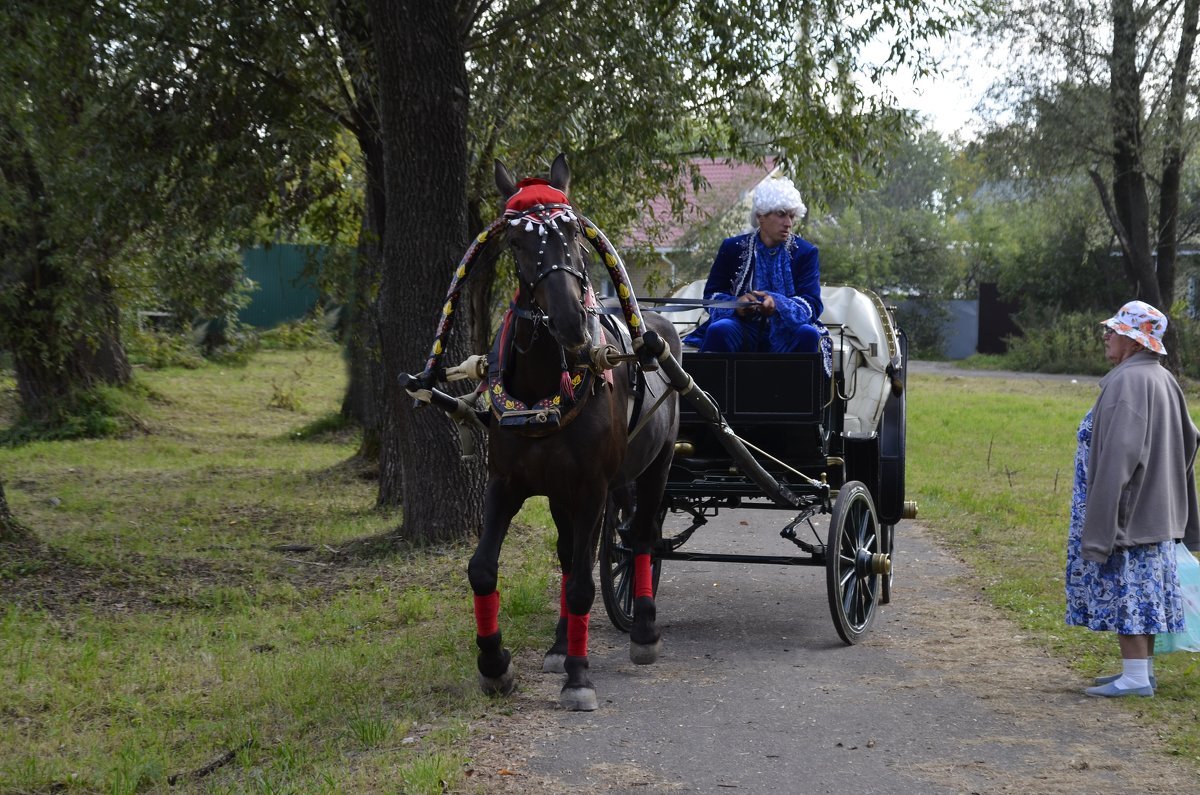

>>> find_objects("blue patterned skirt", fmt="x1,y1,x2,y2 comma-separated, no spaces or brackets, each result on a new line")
1064,409,1185,634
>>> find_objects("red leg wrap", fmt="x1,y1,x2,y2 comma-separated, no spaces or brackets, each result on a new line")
474,591,500,637
560,574,568,618
567,612,589,658
634,553,654,599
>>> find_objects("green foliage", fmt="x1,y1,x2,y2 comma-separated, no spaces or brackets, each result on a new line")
0,1,352,429
258,316,338,352
0,382,148,447
813,124,969,299
982,306,1200,380
999,310,1111,375
467,1,982,233
124,327,206,370
892,300,952,359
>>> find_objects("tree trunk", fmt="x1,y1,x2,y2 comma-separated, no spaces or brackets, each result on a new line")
340,134,385,463
1,116,131,424
368,0,486,543
1153,0,1200,304
0,480,31,544
11,264,132,421
332,0,383,463
1108,0,1159,307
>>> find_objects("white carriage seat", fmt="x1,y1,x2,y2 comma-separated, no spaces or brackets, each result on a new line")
669,279,708,347
819,285,900,438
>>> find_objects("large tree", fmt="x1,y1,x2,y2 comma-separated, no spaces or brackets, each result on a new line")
983,0,1200,368
0,1,349,429
3,1,980,545
361,0,980,541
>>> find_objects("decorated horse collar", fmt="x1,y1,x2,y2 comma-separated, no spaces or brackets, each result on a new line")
484,288,611,435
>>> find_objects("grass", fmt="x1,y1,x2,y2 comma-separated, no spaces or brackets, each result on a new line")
908,371,1200,765
0,346,559,793
4,350,1200,789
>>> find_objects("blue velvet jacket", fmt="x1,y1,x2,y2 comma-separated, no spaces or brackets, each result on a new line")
686,231,822,347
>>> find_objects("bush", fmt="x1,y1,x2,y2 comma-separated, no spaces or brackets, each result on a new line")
891,300,950,360
257,314,337,351
1001,310,1110,375
1173,314,1200,381
0,382,148,446
125,327,206,370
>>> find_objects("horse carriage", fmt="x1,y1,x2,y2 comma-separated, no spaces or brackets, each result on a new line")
598,283,913,646
401,155,913,711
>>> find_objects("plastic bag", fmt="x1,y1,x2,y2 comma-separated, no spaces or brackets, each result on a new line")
1156,543,1200,654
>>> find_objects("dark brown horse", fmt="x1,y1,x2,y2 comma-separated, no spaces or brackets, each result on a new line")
468,154,680,710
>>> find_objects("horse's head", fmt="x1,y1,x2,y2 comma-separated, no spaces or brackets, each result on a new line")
495,154,592,353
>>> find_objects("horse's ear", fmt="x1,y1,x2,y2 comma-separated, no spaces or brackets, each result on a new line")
495,159,517,200
549,153,570,194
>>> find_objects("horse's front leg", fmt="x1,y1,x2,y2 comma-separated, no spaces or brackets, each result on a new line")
554,491,607,711
467,479,525,696
540,525,574,675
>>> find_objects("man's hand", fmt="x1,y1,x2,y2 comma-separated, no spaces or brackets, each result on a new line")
736,290,775,318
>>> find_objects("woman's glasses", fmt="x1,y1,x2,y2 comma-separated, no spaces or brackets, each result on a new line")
1102,328,1115,340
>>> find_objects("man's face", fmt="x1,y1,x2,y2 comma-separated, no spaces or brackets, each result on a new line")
756,209,794,247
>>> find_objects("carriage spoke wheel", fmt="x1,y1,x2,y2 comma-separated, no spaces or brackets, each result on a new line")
599,500,661,633
825,481,887,645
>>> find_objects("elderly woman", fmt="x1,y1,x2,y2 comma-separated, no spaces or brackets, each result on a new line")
1066,300,1200,697
684,177,823,354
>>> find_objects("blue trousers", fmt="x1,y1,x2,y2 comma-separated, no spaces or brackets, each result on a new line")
699,317,821,353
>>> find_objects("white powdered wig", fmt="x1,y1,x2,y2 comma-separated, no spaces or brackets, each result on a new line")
749,177,806,228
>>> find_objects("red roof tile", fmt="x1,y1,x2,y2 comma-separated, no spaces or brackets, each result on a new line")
626,158,777,249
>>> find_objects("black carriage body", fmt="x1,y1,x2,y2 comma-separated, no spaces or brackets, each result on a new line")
668,350,844,501
600,296,910,646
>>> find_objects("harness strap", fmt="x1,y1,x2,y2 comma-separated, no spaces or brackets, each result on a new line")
627,381,674,444
590,297,746,314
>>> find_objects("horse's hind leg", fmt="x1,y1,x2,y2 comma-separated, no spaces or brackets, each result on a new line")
629,442,674,665
468,480,524,696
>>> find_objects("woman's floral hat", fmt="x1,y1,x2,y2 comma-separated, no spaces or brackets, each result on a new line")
1102,300,1168,355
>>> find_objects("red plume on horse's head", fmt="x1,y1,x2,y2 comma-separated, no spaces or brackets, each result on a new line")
504,178,570,214
496,153,572,213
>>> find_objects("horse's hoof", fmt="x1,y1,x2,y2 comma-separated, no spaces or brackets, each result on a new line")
629,638,662,665
479,667,516,696
559,686,598,711
542,653,566,674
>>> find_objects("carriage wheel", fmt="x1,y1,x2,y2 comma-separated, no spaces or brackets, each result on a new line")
598,498,662,633
825,481,886,645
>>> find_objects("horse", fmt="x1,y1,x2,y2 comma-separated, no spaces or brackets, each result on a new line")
467,154,681,711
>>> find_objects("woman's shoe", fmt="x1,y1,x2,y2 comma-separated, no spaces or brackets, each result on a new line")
1084,681,1154,697
1094,672,1156,688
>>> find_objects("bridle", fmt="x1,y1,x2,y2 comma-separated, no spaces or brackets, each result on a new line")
504,201,590,305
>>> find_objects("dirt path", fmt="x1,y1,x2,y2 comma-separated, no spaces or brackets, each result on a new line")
463,513,1195,794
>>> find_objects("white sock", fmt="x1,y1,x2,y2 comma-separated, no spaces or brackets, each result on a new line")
1115,657,1150,689
1147,654,1155,677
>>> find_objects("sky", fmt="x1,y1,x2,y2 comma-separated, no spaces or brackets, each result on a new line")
864,32,1002,141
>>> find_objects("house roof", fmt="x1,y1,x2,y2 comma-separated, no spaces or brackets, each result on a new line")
626,158,777,250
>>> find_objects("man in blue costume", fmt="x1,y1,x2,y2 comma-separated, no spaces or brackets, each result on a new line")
685,176,822,353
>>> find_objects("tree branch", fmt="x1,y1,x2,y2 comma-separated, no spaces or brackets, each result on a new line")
1088,165,1137,265
175,37,359,135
